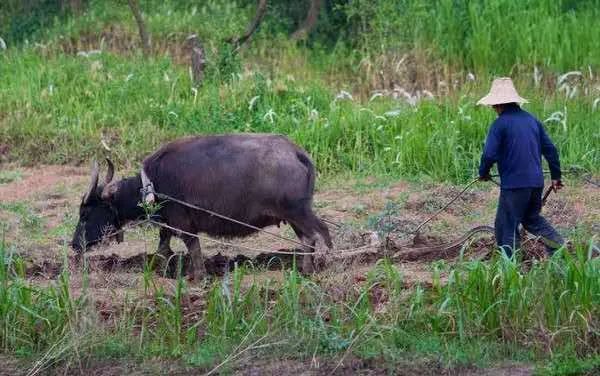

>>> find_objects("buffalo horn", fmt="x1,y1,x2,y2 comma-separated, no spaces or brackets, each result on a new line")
105,158,115,184
83,160,99,204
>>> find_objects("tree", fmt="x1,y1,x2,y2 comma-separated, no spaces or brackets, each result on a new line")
127,0,151,56
226,0,268,52
68,0,83,15
58,0,86,16
187,34,206,87
291,0,322,40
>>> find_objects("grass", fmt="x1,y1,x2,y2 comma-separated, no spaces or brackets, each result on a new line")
1,48,598,182
0,241,80,359
0,235,598,373
1,1,599,373
1,1,599,182
4,0,600,73
0,169,22,184
347,0,600,72
0,202,43,238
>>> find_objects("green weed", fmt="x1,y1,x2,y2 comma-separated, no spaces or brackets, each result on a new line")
0,202,43,234
0,170,22,184
0,238,597,371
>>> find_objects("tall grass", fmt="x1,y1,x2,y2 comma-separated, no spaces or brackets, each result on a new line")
342,0,600,72
1,49,598,181
5,1,600,73
1,235,598,371
1,1,599,181
431,249,599,352
0,240,93,373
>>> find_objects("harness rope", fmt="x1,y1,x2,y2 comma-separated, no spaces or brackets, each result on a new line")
153,192,318,251
149,220,314,255
411,167,598,237
141,165,317,250
127,166,597,258
148,220,377,256
136,168,497,257
412,178,480,236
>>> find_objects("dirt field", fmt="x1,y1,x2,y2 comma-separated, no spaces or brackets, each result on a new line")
0,165,598,374
0,353,538,376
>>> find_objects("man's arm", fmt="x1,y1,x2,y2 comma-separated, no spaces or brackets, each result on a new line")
479,120,502,179
538,121,561,182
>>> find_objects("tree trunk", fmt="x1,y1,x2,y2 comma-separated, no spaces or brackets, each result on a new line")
69,0,83,15
291,0,322,40
187,34,206,87
127,0,151,56
226,0,268,51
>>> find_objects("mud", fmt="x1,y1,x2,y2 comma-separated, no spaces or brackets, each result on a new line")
2,164,595,283
1,165,598,374
0,354,540,376
0,164,87,202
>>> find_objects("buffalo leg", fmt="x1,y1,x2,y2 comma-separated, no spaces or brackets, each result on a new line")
291,224,317,274
155,228,183,278
182,235,206,280
284,204,333,249
156,229,192,278
158,228,173,256
301,235,318,274
304,211,332,249
147,228,173,275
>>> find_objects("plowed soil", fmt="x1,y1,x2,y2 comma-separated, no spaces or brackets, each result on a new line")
1,164,598,374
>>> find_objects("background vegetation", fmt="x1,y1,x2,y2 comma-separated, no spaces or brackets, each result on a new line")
0,0,599,373
0,0,598,181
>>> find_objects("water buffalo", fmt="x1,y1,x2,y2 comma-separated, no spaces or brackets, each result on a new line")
72,134,332,279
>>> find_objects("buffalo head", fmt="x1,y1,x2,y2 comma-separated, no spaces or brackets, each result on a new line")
71,159,121,252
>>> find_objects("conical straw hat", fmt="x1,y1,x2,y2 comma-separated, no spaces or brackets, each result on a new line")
477,77,528,106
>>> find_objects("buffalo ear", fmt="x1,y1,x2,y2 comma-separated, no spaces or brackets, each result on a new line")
101,181,119,202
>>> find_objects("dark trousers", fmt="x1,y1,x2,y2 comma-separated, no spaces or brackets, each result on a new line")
495,187,564,257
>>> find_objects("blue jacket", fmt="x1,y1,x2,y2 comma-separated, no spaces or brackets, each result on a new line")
479,104,561,189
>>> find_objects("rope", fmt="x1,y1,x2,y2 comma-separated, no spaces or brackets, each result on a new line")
149,220,316,255
412,178,480,235
99,219,151,240
321,217,343,228
409,165,599,237
93,200,495,260
127,166,599,260
148,179,495,257
154,192,316,250
149,220,378,256
147,166,597,253
581,175,600,188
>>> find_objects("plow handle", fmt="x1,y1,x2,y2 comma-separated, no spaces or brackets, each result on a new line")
542,185,555,206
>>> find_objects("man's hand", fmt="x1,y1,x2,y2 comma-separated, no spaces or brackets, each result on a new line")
479,175,491,182
552,180,564,191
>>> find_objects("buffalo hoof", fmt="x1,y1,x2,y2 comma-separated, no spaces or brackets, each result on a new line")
163,253,193,279
188,272,209,284
313,253,327,271
188,262,208,282
300,255,315,275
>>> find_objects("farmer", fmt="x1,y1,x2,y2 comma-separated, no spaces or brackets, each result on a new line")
477,77,564,257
